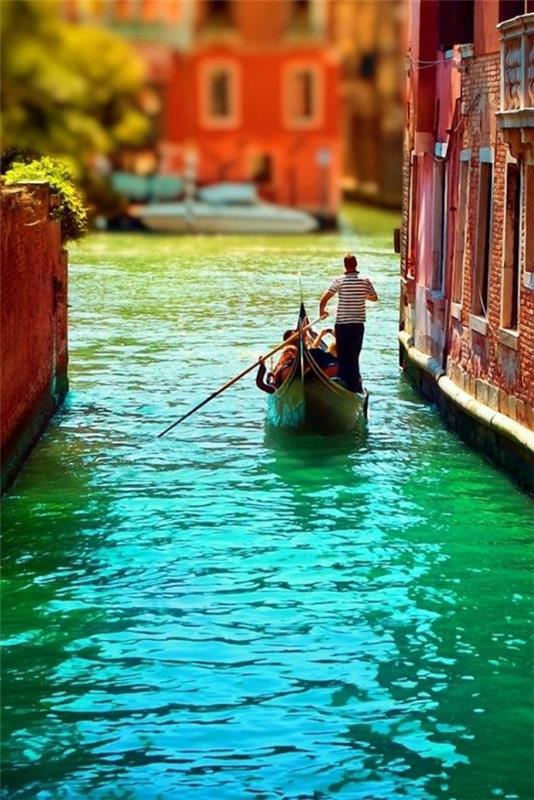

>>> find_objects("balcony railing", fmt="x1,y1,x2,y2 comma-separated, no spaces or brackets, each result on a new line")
497,13,534,127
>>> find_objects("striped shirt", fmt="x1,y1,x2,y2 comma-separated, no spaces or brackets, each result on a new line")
328,273,376,324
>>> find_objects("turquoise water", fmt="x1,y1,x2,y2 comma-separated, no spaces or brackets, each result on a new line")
2,206,533,800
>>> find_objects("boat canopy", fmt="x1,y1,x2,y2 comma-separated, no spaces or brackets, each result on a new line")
198,183,259,206
111,172,183,202
111,172,150,201
150,175,184,202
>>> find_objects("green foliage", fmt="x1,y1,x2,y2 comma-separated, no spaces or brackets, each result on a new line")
4,156,88,242
0,0,150,214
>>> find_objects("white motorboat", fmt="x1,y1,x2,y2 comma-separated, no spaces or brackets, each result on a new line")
129,182,318,234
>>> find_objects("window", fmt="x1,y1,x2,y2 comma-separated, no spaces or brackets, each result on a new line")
359,53,376,80
501,162,521,329
210,71,230,117
473,158,493,316
293,70,314,118
205,0,233,26
526,164,534,274
432,160,447,291
285,66,322,127
452,154,470,303
201,62,240,127
291,0,311,25
438,0,474,49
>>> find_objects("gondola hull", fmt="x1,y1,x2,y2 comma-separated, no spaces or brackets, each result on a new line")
267,350,368,435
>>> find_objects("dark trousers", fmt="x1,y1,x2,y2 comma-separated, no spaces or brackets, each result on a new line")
335,323,365,392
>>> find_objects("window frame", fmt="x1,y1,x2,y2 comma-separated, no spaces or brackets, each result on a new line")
432,157,448,292
199,60,241,129
500,157,522,331
472,149,494,319
452,149,471,306
283,62,324,130
524,162,534,288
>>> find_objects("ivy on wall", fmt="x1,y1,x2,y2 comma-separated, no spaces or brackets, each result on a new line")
3,156,88,242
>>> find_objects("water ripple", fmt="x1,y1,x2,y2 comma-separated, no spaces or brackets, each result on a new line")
2,217,533,800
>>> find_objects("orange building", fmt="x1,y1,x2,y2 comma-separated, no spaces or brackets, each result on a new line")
65,0,341,224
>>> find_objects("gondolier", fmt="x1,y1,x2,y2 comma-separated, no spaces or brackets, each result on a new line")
319,254,378,393
161,308,368,438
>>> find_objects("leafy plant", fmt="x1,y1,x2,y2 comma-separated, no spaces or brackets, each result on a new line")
1,0,150,217
3,156,88,241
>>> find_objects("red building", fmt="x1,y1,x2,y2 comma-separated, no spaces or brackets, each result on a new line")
400,0,534,491
66,0,341,223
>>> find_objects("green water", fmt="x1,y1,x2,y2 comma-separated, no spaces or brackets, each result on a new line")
2,205,533,800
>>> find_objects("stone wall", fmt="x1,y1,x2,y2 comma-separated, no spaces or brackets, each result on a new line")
1,183,68,493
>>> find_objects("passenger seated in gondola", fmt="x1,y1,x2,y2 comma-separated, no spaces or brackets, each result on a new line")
256,357,276,394
273,343,298,386
256,330,299,393
310,327,337,354
307,328,338,377
327,338,337,359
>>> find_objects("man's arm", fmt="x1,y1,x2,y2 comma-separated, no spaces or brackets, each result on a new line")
310,327,334,348
319,290,334,319
366,280,378,302
256,359,275,394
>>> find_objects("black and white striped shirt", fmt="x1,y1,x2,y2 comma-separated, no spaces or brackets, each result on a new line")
328,273,376,324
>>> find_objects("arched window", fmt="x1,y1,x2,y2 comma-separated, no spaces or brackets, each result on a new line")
210,71,230,117
201,61,240,128
501,162,521,330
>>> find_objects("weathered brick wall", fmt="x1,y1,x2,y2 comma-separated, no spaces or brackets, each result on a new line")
446,52,534,428
1,184,68,491
401,42,534,431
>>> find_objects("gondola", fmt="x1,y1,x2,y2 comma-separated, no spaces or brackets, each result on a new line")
267,307,369,435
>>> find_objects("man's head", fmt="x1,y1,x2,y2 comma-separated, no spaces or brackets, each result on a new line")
344,253,358,273
283,329,296,341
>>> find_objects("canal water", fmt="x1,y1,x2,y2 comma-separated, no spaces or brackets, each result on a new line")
2,205,533,800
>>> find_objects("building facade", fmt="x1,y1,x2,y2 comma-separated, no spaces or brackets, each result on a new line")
333,0,406,208
400,0,534,491
65,0,341,223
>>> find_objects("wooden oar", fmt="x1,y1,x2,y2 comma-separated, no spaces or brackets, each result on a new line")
158,316,323,437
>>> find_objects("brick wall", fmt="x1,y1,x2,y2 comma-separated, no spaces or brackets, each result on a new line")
1,184,68,491
446,52,534,428
401,42,534,431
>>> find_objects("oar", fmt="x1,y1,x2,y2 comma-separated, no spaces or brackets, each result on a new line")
158,316,323,437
